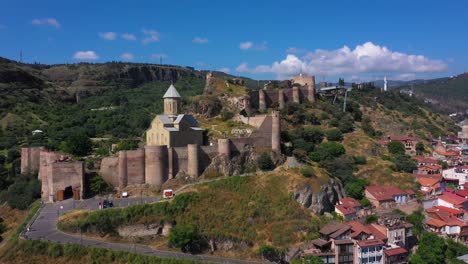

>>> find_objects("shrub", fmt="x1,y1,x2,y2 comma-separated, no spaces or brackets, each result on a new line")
301,167,315,178
63,243,87,259
62,130,92,156
258,245,280,261
394,154,417,173
388,141,405,155
89,176,113,196
168,224,204,253
46,242,63,258
345,178,368,200
365,214,378,224
326,129,343,141
310,142,346,162
360,197,371,207
353,155,367,165
220,110,234,121
257,153,275,171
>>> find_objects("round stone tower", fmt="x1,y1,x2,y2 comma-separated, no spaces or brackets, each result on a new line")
144,145,168,186
278,90,285,109
272,111,281,152
259,89,267,111
187,144,199,178
292,86,300,103
307,76,316,103
218,138,231,158
118,150,128,189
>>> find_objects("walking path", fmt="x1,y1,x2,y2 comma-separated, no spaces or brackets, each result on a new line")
24,177,272,264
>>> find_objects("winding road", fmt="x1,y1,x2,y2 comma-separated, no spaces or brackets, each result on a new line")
24,178,272,264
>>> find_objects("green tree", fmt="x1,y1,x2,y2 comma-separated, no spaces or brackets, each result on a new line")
89,176,113,195
291,256,324,264
114,140,138,152
394,154,417,173
410,232,445,264
257,153,275,171
63,131,92,156
360,197,371,207
406,208,425,237
365,214,378,224
326,129,343,141
345,178,369,200
388,141,405,155
338,78,345,86
416,142,425,155
310,142,346,162
168,224,203,253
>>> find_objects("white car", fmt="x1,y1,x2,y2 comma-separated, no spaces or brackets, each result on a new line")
121,191,129,198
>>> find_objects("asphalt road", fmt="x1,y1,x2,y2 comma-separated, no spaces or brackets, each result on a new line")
25,195,272,264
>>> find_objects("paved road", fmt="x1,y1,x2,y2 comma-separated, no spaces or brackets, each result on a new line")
25,195,272,264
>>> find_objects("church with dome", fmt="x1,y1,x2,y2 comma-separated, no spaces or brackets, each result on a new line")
146,84,204,147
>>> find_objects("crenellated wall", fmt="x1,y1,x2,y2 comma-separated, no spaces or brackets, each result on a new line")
245,75,316,111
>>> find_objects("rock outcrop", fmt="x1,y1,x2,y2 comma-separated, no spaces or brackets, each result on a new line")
189,95,223,118
117,222,173,238
293,178,345,214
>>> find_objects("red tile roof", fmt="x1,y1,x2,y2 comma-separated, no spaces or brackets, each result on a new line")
426,206,463,215
366,186,406,201
456,189,468,198
389,136,418,142
426,218,446,228
340,197,361,208
335,204,357,216
368,224,388,241
384,247,408,256
413,156,438,164
356,239,384,247
438,192,467,207
347,221,372,238
418,176,440,187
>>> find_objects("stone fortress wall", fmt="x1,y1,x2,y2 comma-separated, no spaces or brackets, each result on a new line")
245,75,316,111
100,111,281,189
21,147,84,202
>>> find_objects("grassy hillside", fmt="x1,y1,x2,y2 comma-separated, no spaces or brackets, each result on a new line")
396,72,468,113
58,173,324,259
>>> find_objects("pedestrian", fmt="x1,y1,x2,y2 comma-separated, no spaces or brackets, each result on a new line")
98,201,102,210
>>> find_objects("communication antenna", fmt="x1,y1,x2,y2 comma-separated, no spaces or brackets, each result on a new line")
160,56,163,65
19,50,23,63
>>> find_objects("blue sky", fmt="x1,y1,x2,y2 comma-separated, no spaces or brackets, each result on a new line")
1,0,467,81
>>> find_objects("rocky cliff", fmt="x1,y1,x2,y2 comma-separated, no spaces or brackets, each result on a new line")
293,178,345,214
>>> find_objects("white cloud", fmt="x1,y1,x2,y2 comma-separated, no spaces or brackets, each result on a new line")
393,73,417,81
120,53,134,61
73,51,99,60
193,37,208,44
286,47,306,54
217,67,230,73
98,32,117,40
239,41,267,51
236,42,447,78
121,33,136,40
31,18,61,28
239,41,253,50
150,53,169,60
142,29,160,44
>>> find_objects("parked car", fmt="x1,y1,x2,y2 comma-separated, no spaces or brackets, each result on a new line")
121,192,129,198
103,200,113,208
163,189,174,199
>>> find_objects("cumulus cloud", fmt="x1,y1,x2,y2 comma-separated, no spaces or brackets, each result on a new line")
239,41,253,50
73,51,99,60
193,37,208,44
237,42,447,78
98,32,117,40
120,53,134,61
142,29,160,44
121,33,136,40
31,18,61,28
217,67,230,73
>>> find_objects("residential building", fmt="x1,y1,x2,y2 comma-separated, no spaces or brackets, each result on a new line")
355,239,384,264
417,175,442,198
365,186,408,209
443,166,468,186
335,197,363,220
383,247,408,264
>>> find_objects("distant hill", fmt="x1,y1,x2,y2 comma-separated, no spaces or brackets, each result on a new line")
394,73,468,113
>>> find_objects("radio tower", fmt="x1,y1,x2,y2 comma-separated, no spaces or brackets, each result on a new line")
19,50,23,63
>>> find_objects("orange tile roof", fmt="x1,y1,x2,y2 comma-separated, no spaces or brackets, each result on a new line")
335,204,356,216
384,247,408,256
418,176,440,187
413,156,438,164
438,192,467,207
339,197,361,208
426,218,446,228
426,206,463,215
